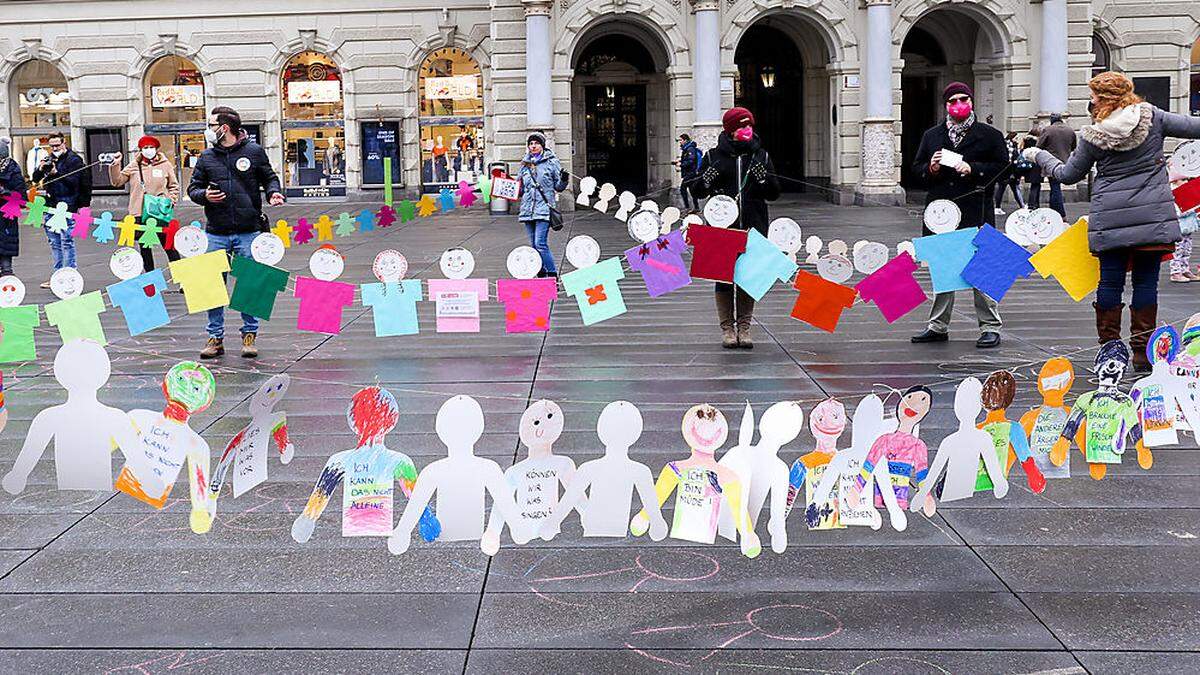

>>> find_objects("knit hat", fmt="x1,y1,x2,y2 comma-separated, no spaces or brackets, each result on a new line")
722,107,754,134
943,82,973,102
526,132,546,147
137,135,161,149
0,137,9,160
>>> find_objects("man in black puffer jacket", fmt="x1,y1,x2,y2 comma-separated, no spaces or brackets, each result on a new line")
691,107,781,349
188,106,284,360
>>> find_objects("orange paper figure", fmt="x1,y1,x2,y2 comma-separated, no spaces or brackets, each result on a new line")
417,194,439,217
1019,357,1076,479
977,371,1046,494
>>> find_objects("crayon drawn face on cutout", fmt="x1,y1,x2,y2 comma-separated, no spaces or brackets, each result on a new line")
346,386,400,447
251,233,286,266
308,246,345,281
1094,339,1130,388
1169,140,1200,179
506,246,542,279
174,225,208,258
897,386,932,425
566,235,601,269
518,399,564,449
682,403,728,454
109,247,143,281
49,267,83,300
853,241,889,275
1027,208,1065,245
249,374,289,416
1149,326,1180,365
768,218,802,254
163,361,216,415
923,199,961,234
1036,357,1075,401
981,370,1017,412
1004,208,1034,246
372,249,408,283
0,276,25,308
816,254,853,284
809,398,847,446
703,195,739,228
440,247,476,279
627,209,661,243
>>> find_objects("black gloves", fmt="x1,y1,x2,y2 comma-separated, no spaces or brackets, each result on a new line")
748,161,768,184
701,166,720,189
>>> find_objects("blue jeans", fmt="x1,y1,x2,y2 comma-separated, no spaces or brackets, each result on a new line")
45,228,76,270
205,232,260,339
1048,179,1065,218
523,220,557,275
1097,248,1162,310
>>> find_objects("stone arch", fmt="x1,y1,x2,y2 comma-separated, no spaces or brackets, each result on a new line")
553,1,687,73
127,42,214,128
894,0,1026,62
721,1,857,65
1091,18,1125,73
400,31,492,97
1,52,78,137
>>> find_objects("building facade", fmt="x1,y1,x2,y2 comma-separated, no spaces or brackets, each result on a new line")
1,0,1198,203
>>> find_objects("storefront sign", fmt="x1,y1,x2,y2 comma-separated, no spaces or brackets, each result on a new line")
151,85,204,108
424,75,478,101
287,80,342,104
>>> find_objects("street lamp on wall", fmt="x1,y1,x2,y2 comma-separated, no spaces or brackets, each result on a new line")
605,85,615,98
760,65,776,89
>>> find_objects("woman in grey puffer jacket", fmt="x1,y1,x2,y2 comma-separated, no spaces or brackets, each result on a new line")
1026,71,1200,370
518,132,568,278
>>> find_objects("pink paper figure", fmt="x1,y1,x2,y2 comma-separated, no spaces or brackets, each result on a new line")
377,205,397,228
92,211,117,244
1,191,26,220
854,252,928,323
427,279,488,333
294,217,314,245
496,278,557,333
45,202,71,233
70,207,93,239
294,277,355,334
23,196,47,227
457,181,478,208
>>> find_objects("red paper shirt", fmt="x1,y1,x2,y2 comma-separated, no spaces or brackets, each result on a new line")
1174,177,1200,212
790,271,857,333
686,225,748,283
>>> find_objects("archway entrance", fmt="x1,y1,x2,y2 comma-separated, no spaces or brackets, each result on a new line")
417,47,484,193
571,25,671,197
280,50,345,199
8,59,70,177
144,55,207,189
900,8,1008,188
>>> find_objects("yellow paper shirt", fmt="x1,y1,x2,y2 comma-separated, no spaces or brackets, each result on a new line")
1029,219,1099,302
169,251,231,313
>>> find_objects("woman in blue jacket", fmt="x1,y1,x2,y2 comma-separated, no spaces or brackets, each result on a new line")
518,133,568,278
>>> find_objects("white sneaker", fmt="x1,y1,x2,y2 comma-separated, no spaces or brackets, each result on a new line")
994,208,1005,216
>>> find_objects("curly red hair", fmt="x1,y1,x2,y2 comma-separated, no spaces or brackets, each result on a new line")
1089,71,1143,121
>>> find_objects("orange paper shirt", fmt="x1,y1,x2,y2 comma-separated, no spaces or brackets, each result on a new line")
790,271,858,333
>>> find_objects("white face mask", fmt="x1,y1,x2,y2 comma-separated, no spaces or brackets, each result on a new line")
141,147,157,160
51,147,65,157
204,127,220,146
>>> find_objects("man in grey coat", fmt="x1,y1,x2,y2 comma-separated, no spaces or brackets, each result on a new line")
1036,113,1076,217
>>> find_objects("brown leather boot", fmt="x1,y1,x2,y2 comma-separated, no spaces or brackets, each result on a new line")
716,288,737,348
200,337,224,359
1093,302,1123,345
735,289,755,350
241,332,258,359
1129,304,1157,373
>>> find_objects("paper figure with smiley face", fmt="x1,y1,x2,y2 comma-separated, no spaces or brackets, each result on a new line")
44,268,108,346
227,233,291,321
497,247,557,333
975,370,1046,495
106,248,172,337
209,374,295,512
0,275,39,363
631,404,761,557
787,398,848,530
809,395,886,529
1019,357,1076,479
716,402,799,553
482,399,578,554
1051,340,1148,480
361,250,422,337
1130,326,1200,448
293,246,356,335
854,386,937,530
427,248,489,333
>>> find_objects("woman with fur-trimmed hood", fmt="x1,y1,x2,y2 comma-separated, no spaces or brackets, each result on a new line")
1025,71,1200,371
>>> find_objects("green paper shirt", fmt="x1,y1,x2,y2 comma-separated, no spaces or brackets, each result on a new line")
1074,390,1140,464
0,305,41,362
44,291,107,346
229,256,290,320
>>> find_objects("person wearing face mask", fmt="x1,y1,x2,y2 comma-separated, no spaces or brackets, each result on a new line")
31,131,88,286
691,107,781,349
0,138,26,276
1023,71,1200,371
188,106,285,360
108,135,180,272
909,82,1008,349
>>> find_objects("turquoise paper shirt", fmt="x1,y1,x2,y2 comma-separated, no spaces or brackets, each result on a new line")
561,257,627,326
734,229,799,301
361,280,422,337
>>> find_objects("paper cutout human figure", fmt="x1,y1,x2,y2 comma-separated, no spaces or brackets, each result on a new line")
786,398,847,530
70,207,93,239
593,182,617,212
625,230,691,297
912,378,1009,511
734,229,799,301
686,224,748,283
804,236,823,264
428,248,487,333
457,181,477,208
1173,176,1200,212
960,224,1034,301
1019,357,1076,479
117,214,140,247
91,211,116,243
377,204,397,228
417,194,439,217
660,206,681,234
1029,218,1099,301
356,209,376,233
857,386,935,530
853,241,889,275
22,195,46,227
45,201,71,233
1131,326,1200,448
115,362,216,534
334,212,356,236
1052,340,1147,480
388,395,530,555
977,370,1046,494
362,280,422,337
396,200,417,223
481,400,577,554
614,191,637,221
137,217,163,247
922,199,962,234
476,177,492,205
438,188,456,212
107,271,170,336
562,257,627,325
0,276,40,363
271,219,293,247
576,176,597,207
855,252,928,323
293,217,314,245
170,250,231,313
313,214,334,242
790,271,857,333
2,340,155,495
209,374,294,506
497,278,557,333
294,246,354,334
631,404,761,557
45,290,107,346
162,219,181,251
716,402,796,552
541,401,668,540
912,227,979,293
808,395,886,530
0,191,25,220
291,386,439,543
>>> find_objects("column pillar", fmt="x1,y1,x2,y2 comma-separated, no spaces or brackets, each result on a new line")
1038,0,1069,117
523,0,554,132
691,0,722,149
855,0,904,205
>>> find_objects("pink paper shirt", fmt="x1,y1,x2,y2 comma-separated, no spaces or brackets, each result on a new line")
854,252,928,323
294,276,356,335
496,278,557,333
426,278,489,333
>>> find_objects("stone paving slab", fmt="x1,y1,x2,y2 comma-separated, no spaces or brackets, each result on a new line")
1021,592,1200,651
1076,651,1200,675
977,545,1199,592
0,649,468,674
940,508,1200,545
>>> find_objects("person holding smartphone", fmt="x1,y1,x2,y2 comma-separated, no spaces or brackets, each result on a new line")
187,106,284,360
108,135,180,272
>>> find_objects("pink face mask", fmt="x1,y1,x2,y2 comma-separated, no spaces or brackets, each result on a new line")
733,126,754,141
947,100,973,121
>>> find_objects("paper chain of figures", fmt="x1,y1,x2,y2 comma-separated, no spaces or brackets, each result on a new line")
5,324,1198,552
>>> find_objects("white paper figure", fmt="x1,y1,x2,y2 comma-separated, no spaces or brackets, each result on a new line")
631,404,761,557
1028,208,1066,245
627,209,661,243
717,402,796,554
209,374,293,509
660,206,681,234
1132,326,1200,448
827,240,848,257
912,377,1008,510
440,247,476,279
1169,140,1200,179
816,254,853,283
680,213,704,234
174,225,208,258
2,340,156,495
1004,208,1034,246
482,399,577,555
923,199,961,234
639,199,660,214
853,241,889,275
896,240,916,260
804,236,823,264
251,233,286,266
576,176,597,207
565,234,601,269
540,401,667,540
615,191,637,222
373,249,408,282
769,218,802,263
0,275,25,307
703,195,739,228
810,395,886,530
50,267,83,300
593,182,617,212
506,246,543,280
309,245,344,281
110,247,144,280
389,395,529,555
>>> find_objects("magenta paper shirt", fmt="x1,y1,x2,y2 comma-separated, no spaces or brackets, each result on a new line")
426,278,489,333
854,252,928,323
496,278,557,333
294,276,356,335
624,231,691,297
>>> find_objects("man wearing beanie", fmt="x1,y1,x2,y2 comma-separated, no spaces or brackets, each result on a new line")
691,106,781,348
910,82,1008,349
0,138,26,276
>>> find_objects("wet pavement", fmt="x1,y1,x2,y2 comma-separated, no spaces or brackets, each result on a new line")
0,194,1195,673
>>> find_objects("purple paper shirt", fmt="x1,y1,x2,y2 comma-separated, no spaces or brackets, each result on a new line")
624,231,691,298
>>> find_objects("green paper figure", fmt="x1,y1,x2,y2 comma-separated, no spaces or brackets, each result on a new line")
397,200,416,223
23,196,47,227
138,217,163,247
335,212,356,236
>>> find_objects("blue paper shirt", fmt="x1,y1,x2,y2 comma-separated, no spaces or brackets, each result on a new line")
106,270,171,336
561,257,627,325
912,227,979,293
734,229,799,301
361,280,421,337
960,224,1034,301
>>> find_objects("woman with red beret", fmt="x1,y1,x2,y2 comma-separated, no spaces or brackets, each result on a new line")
108,134,180,271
